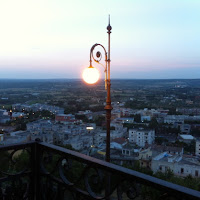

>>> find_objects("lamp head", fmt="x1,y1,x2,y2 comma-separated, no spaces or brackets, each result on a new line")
82,65,100,84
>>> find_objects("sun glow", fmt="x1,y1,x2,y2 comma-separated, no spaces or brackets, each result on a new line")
82,66,100,84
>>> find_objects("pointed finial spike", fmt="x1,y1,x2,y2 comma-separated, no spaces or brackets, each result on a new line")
107,15,112,32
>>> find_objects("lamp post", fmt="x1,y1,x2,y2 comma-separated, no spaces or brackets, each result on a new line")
82,17,112,162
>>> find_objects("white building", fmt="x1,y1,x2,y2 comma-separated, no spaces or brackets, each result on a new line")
0,134,4,141
65,139,83,150
151,153,200,178
77,110,92,115
164,115,185,124
100,130,124,141
1,131,30,145
114,117,134,124
196,140,200,157
12,103,64,114
141,115,151,122
92,133,103,146
164,115,200,125
179,134,195,144
63,135,93,150
180,124,191,134
129,128,155,147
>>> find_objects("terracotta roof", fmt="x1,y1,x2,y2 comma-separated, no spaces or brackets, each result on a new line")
112,137,127,145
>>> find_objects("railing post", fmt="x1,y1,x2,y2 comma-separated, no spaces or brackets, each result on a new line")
31,140,41,200
105,173,111,200
30,142,36,200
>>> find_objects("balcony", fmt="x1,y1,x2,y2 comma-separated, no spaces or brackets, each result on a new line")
0,141,200,200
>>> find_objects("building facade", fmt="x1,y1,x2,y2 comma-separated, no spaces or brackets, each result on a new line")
129,128,155,147
196,140,200,156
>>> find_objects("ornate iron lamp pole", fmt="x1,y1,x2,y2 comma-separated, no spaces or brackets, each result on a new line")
82,17,112,162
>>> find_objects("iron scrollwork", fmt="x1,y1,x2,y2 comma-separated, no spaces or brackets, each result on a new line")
0,142,199,199
0,146,32,200
37,144,200,200
90,43,107,65
90,43,108,89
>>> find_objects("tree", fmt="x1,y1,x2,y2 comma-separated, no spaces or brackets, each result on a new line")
75,114,89,122
168,108,182,115
94,115,105,126
148,117,158,129
155,137,168,145
133,114,141,123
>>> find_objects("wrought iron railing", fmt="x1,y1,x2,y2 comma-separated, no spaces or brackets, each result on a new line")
0,141,200,200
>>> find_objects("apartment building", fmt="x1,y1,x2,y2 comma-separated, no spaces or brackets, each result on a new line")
129,128,155,147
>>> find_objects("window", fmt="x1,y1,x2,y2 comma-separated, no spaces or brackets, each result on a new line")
181,168,184,174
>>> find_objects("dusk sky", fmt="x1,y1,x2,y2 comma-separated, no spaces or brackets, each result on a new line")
0,0,200,79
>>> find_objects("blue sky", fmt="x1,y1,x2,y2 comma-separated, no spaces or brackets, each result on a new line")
0,0,200,79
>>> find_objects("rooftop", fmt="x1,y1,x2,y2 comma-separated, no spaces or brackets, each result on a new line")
180,134,194,140
112,137,127,145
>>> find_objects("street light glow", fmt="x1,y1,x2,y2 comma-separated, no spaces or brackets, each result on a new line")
82,66,100,84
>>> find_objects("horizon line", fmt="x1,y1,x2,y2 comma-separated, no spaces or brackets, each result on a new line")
0,78,200,80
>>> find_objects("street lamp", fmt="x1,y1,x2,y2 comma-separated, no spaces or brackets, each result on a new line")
82,17,112,162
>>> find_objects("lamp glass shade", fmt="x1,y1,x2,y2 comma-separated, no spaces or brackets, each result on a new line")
82,66,100,84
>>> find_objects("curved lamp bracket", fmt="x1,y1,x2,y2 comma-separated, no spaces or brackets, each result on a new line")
90,43,108,89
